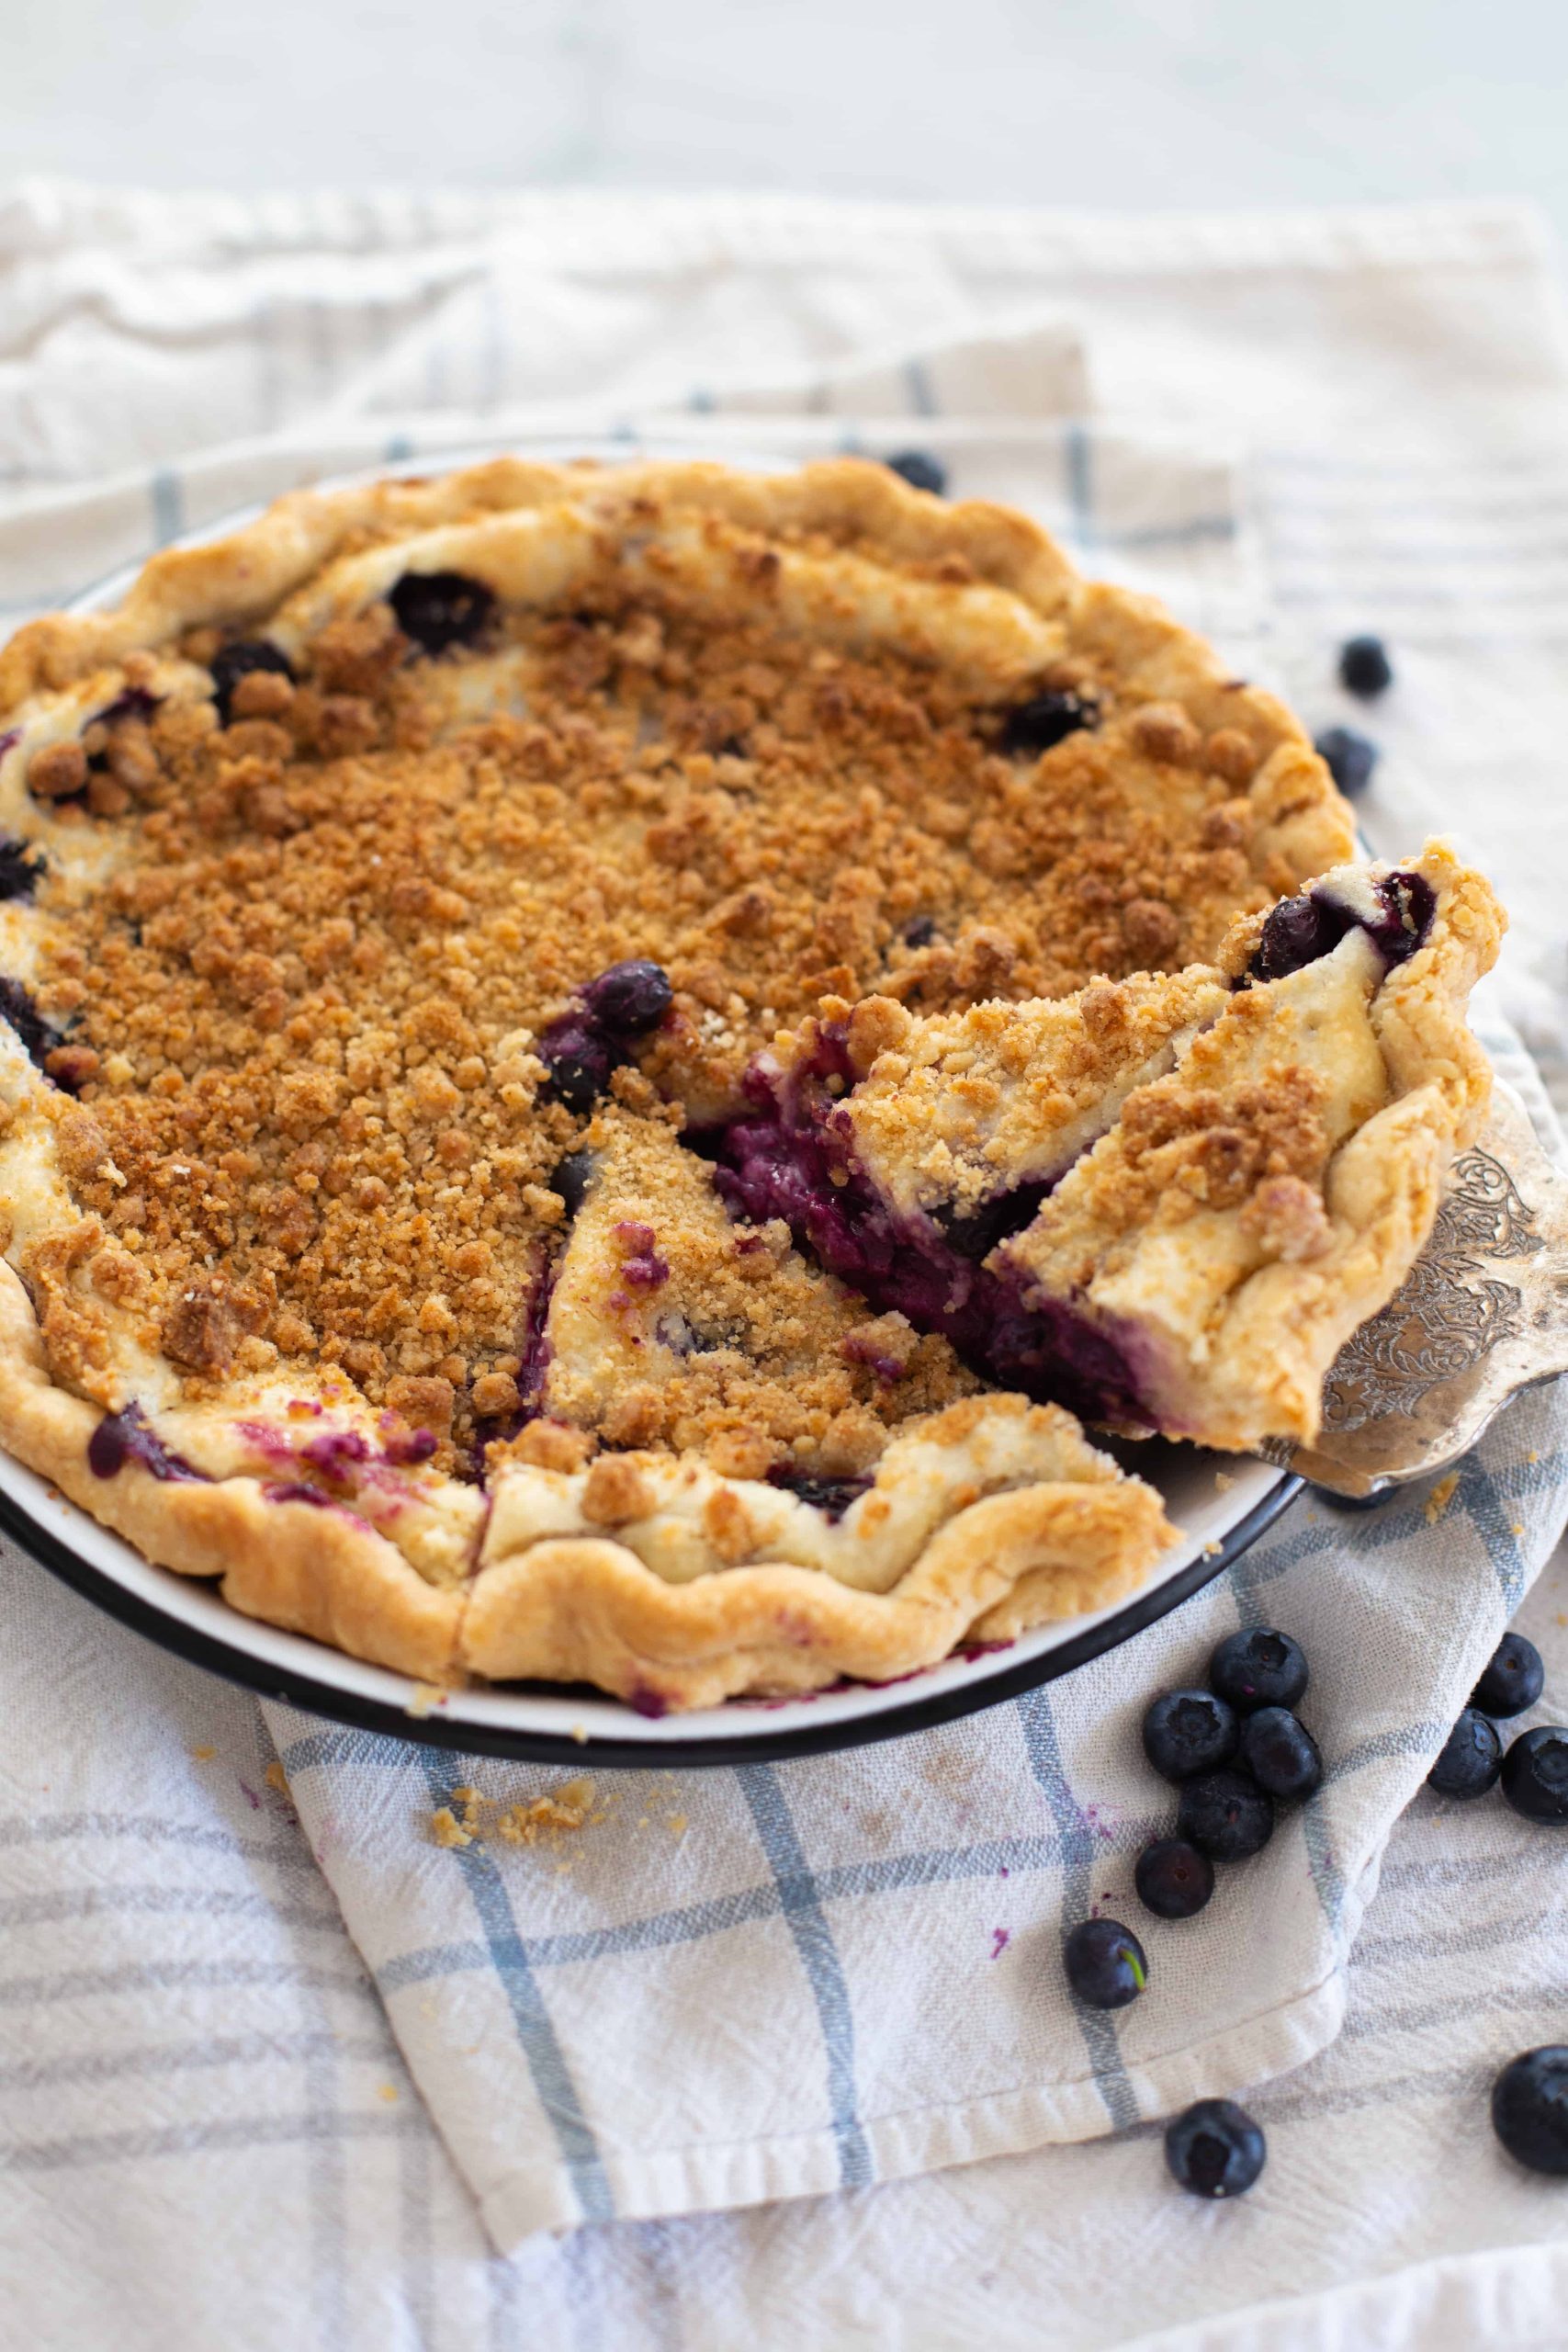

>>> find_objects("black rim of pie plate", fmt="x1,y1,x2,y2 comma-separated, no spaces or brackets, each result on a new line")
0,1469,1303,1767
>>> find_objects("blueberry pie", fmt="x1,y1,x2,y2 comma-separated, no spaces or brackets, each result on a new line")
0,458,1497,1708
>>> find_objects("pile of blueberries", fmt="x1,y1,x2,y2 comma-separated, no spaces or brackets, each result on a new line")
1426,1632,1568,1821
1059,1621,1568,2199
1063,1627,1319,2200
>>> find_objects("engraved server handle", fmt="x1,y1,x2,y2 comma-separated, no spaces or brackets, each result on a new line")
1262,1080,1568,1498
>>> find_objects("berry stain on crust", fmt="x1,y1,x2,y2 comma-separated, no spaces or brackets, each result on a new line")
87,1401,205,1484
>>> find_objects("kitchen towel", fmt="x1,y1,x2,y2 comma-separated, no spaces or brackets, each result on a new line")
5,187,1568,2347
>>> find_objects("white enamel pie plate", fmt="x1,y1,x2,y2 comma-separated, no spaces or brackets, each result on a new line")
0,440,1303,1763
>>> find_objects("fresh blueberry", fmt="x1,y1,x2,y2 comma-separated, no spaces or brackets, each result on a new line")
1064,1917,1147,2010
1314,725,1379,797
885,450,948,497
1493,2047,1568,2175
1338,634,1393,698
0,838,43,901
1237,1707,1323,1804
1165,2098,1267,2199
1472,1634,1545,1720
548,1149,595,1219
1134,1837,1215,1920
1427,1707,1504,1799
998,691,1098,757
1501,1726,1568,1825
210,639,294,726
1177,1770,1275,1862
1209,1628,1309,1715
389,569,496,654
581,958,673,1036
1142,1689,1240,1783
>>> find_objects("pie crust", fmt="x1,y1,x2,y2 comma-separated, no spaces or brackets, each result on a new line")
0,455,1489,1712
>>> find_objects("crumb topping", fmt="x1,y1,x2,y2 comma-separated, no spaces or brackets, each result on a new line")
19,570,1282,1464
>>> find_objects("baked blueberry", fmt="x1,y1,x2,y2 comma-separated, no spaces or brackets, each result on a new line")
210,639,294,726
1064,1917,1147,2009
1427,1707,1503,1798
1472,1633,1545,1719
539,1021,614,1115
1165,2098,1267,2199
902,915,937,948
998,691,1097,756
1338,634,1393,698
1209,1627,1309,1714
1314,725,1379,797
764,1464,873,1521
0,838,44,901
1250,892,1341,982
1237,1707,1323,1804
1501,1726,1568,1824
1177,1769,1274,1862
582,958,673,1036
1493,2048,1568,2175
0,976,58,1073
389,569,496,654
1142,1689,1240,1782
885,450,948,497
548,1149,596,1219
1134,1837,1215,1920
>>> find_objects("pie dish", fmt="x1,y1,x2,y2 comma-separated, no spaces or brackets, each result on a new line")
0,456,1501,1711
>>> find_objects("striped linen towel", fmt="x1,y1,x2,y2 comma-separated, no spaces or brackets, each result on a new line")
6,188,1568,2347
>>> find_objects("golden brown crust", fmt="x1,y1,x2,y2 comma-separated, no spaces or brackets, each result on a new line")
0,1259,461,1677
462,1410,1175,1712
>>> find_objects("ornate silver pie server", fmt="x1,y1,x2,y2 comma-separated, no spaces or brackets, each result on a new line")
1260,1078,1568,1498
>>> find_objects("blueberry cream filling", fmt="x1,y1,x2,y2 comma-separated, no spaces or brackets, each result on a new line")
713,1024,1152,1428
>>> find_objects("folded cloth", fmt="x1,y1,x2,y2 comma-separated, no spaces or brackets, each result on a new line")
4,188,1568,2346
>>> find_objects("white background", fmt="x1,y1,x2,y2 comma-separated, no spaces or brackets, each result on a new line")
6,0,1568,231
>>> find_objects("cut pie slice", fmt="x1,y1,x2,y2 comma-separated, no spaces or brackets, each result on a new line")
720,839,1502,1451
460,1104,1176,1709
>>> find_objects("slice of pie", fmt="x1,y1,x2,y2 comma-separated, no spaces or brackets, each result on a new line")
719,838,1501,1454
0,454,1495,1710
